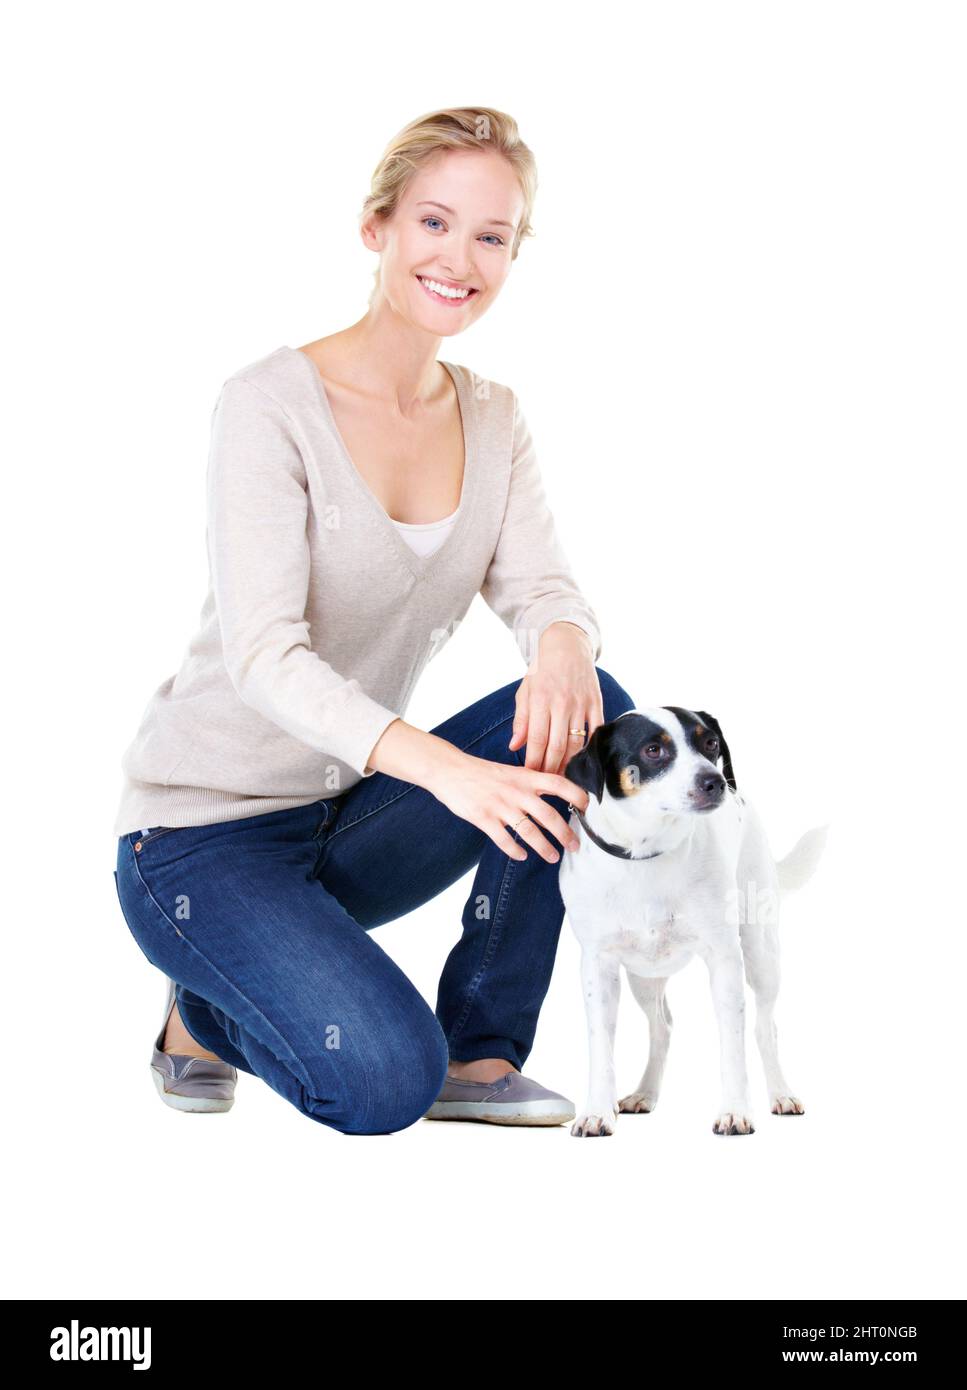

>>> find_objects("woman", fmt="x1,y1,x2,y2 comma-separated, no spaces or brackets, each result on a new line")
113,106,636,1135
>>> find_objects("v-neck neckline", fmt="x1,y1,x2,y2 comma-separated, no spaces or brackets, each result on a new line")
284,344,478,581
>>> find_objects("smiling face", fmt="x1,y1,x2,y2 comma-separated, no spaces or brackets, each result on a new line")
565,707,735,820
361,146,523,336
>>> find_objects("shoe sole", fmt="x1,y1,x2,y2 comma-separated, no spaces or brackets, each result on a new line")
150,1064,235,1113
423,1100,574,1126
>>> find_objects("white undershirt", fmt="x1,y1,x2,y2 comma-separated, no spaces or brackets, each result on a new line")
390,504,461,558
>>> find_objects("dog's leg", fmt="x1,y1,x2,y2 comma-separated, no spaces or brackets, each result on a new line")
702,946,755,1135
618,974,671,1114
740,919,805,1116
571,949,621,1137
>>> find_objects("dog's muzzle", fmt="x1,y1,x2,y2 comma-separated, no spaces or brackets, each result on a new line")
690,773,726,812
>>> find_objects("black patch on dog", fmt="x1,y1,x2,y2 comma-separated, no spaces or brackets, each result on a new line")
662,706,737,791
565,713,677,804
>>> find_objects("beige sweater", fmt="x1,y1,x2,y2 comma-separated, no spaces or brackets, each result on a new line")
113,345,603,837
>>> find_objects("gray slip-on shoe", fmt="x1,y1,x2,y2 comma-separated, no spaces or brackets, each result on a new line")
150,977,237,1113
423,1070,575,1126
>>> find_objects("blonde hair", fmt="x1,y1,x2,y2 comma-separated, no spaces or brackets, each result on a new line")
360,107,537,304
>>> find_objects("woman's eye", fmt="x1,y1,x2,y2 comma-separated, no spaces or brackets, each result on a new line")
421,217,503,247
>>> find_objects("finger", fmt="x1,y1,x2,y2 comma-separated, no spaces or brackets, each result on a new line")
523,702,550,772
544,702,574,776
561,710,589,773
540,771,591,812
508,811,562,864
507,686,529,752
586,687,606,739
519,793,581,853
488,819,528,862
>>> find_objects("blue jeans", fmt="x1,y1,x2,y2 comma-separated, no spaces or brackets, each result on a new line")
114,667,635,1135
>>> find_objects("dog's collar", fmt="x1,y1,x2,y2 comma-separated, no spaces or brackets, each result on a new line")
568,805,665,861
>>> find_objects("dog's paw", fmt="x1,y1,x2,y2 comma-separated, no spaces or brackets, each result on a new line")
570,1111,617,1137
618,1091,656,1114
712,1111,755,1136
770,1094,805,1115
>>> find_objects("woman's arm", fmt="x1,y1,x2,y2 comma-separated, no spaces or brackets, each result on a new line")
364,714,586,864
207,376,401,778
479,390,603,669
479,391,605,774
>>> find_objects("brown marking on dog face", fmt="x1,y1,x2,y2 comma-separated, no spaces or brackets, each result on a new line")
695,724,705,737
660,731,671,742
619,765,642,796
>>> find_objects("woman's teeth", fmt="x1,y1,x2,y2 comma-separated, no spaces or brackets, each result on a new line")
417,275,477,303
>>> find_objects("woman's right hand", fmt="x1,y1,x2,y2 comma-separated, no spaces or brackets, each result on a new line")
425,749,589,863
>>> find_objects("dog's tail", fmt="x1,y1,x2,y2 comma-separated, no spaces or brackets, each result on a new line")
776,823,830,894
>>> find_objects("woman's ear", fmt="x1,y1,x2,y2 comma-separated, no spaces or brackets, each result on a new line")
695,710,737,792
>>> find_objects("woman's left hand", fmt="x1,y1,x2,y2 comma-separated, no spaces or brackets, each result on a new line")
507,623,604,776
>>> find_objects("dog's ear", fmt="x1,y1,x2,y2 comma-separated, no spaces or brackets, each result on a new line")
695,710,737,791
564,724,608,804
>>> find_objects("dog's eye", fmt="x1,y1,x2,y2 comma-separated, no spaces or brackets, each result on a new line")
643,743,663,760
706,737,720,755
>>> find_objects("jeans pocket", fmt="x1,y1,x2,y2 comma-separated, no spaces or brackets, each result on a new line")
132,826,179,850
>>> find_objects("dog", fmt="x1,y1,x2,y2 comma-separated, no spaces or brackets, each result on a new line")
558,707,827,1138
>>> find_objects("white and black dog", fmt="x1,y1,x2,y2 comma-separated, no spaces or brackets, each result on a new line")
559,707,827,1138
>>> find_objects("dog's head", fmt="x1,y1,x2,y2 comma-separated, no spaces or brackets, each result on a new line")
565,707,736,820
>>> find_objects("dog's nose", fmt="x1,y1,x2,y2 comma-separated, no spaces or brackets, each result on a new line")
691,772,726,809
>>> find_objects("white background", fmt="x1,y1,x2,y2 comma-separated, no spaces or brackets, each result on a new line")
3,0,964,1301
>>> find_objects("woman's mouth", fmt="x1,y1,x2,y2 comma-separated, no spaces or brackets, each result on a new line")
416,274,479,307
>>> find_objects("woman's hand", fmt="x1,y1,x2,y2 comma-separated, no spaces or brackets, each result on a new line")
508,622,604,776
425,751,590,864
362,622,602,864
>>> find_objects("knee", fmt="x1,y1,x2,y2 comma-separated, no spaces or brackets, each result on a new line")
325,1013,450,1137
593,666,637,720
